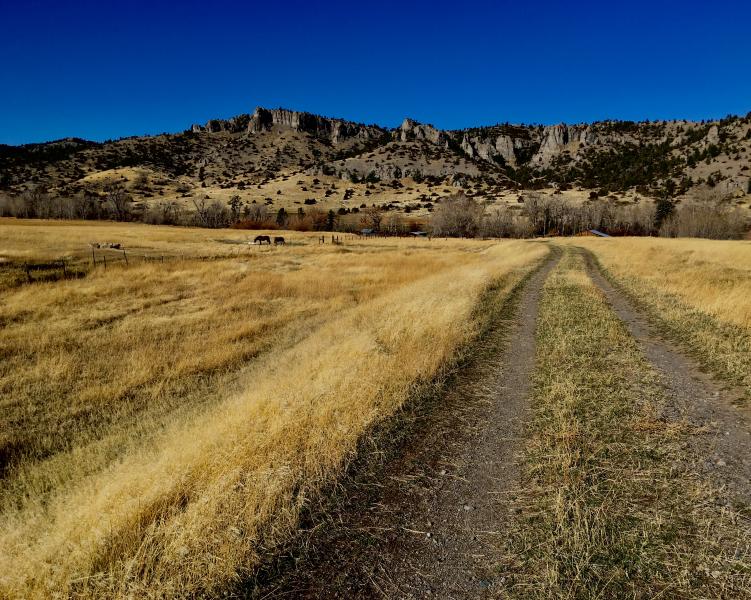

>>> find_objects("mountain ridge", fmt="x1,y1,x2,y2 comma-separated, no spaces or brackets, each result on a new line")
1,106,749,221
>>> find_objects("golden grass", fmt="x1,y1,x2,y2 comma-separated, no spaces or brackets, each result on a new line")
0,219,547,598
501,247,751,597
572,237,751,328
571,237,751,394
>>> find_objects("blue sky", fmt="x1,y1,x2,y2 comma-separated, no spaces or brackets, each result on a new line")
1,0,750,144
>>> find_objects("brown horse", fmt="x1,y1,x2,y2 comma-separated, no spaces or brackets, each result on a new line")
274,236,286,245
254,235,271,245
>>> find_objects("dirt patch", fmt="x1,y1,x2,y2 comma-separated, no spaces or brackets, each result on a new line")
583,250,751,508
248,251,559,598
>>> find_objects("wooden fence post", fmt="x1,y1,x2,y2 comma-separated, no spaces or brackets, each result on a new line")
103,254,107,271
122,249,128,266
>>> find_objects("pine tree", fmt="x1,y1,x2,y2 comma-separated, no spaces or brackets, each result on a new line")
276,207,288,227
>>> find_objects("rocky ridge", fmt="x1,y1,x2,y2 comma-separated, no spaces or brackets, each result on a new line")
2,106,750,201
192,107,387,145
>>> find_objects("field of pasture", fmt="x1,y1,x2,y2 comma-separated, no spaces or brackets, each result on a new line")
2,220,751,599
571,237,751,397
0,218,547,598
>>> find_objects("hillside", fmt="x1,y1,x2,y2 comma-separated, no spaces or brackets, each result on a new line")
1,107,750,223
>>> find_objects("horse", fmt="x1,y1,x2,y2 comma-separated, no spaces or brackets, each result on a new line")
273,236,286,245
254,235,271,245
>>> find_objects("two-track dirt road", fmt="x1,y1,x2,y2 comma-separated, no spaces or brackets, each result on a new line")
250,244,751,599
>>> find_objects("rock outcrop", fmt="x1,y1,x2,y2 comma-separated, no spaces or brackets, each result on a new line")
193,107,386,145
530,124,596,166
461,134,518,166
191,114,251,134
399,118,449,147
246,107,386,144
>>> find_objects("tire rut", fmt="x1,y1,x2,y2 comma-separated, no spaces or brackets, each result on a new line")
582,249,751,508
249,250,560,599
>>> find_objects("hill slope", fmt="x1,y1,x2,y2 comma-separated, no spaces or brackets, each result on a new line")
1,107,750,220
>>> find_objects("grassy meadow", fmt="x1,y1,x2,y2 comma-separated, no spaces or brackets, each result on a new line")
573,237,751,397
0,219,547,598
4,221,751,598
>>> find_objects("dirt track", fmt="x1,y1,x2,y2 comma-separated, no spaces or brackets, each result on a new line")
249,246,751,599
249,251,559,598
583,250,751,507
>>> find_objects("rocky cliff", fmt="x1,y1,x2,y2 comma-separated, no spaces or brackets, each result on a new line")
399,118,449,147
193,107,387,145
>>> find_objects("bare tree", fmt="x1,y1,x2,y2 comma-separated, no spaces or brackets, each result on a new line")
19,186,48,218
192,197,210,227
430,193,483,237
365,206,384,232
384,212,405,235
660,197,745,239
482,206,515,238
104,184,132,221
203,201,229,228
244,202,268,224
144,201,183,225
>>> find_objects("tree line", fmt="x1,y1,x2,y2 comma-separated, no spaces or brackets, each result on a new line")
430,192,747,240
0,186,746,240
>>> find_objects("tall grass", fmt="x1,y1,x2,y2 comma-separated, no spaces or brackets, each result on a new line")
0,220,547,598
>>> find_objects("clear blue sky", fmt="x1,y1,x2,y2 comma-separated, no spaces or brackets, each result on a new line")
2,0,750,145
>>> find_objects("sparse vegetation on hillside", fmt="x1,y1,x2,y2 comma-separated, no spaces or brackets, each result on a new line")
2,109,749,236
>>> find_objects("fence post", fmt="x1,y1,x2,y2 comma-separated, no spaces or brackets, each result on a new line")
61,259,67,279
103,254,107,271
122,249,128,266
25,263,32,283
92,247,96,267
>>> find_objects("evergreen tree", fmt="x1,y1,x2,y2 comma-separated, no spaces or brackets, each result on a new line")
654,197,674,233
276,207,288,227
228,195,242,222
326,209,336,231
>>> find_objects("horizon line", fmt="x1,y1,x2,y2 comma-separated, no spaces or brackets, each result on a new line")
4,105,751,148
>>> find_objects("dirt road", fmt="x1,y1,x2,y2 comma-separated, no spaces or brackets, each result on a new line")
248,246,751,599
249,251,560,598
583,250,751,507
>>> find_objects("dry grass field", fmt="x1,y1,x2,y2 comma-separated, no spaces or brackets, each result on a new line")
3,222,751,598
0,219,547,598
502,248,751,597
572,237,751,396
